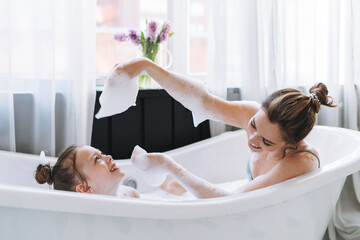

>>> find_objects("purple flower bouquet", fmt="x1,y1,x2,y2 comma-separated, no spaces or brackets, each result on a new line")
114,20,174,88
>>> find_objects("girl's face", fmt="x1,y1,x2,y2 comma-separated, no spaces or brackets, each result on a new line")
75,146,125,195
247,109,288,154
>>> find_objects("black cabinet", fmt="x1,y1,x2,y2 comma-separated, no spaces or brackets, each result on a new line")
91,89,211,159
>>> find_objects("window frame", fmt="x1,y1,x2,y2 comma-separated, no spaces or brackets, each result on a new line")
168,0,207,82
96,0,208,85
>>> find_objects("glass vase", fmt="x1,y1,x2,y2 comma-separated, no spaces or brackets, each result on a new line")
138,43,172,89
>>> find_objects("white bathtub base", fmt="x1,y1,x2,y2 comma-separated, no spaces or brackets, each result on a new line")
0,179,345,240
0,126,359,240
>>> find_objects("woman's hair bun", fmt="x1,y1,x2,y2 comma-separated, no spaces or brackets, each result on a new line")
309,82,337,113
34,163,53,185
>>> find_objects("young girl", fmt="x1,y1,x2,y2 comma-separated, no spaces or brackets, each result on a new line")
35,144,186,198
35,145,139,198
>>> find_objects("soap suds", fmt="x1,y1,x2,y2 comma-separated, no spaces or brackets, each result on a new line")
95,67,139,119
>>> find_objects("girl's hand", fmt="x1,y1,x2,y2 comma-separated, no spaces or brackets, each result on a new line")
131,145,171,170
113,57,152,79
118,185,140,198
160,175,187,196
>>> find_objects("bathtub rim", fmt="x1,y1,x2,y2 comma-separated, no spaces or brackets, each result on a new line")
0,125,359,219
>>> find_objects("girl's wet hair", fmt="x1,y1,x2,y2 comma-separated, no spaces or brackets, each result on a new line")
262,82,338,147
34,145,87,191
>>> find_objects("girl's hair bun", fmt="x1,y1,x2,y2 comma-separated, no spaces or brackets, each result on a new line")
34,163,53,185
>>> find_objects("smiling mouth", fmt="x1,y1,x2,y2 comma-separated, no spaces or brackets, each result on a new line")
110,163,118,172
249,143,261,150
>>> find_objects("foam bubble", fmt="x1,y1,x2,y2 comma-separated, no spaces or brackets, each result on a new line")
140,188,196,201
131,145,168,186
141,168,168,187
95,67,140,119
131,145,150,170
160,72,210,126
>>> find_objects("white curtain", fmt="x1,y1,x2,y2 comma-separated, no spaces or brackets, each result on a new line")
207,0,261,136
207,0,359,128
207,0,360,239
0,0,96,157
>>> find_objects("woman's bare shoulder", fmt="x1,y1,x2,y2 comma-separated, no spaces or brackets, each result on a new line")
283,146,320,174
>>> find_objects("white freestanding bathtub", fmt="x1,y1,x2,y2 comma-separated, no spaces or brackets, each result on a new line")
1,126,360,240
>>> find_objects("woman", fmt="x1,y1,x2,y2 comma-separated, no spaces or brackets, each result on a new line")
119,57,337,199
35,144,186,198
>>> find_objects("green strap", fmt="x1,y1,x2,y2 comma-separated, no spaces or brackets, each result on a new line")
297,150,320,168
246,159,253,181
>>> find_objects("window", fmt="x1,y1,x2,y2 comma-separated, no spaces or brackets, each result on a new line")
189,0,209,74
96,0,210,81
96,0,168,75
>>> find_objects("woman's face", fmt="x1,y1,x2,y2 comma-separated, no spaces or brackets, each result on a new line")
247,109,288,154
75,145,125,195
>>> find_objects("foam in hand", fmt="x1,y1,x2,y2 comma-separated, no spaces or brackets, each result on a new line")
95,66,140,119
131,145,168,187
131,145,150,170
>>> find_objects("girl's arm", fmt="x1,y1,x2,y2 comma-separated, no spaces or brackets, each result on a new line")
117,58,260,129
131,146,230,199
131,147,317,199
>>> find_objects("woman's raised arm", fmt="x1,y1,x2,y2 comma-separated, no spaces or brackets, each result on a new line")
117,58,260,129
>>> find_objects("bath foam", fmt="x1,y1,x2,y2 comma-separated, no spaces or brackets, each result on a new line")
131,146,230,198
95,67,139,119
162,71,210,126
131,146,168,186
95,66,207,126
139,179,248,201
140,168,169,187
140,187,196,201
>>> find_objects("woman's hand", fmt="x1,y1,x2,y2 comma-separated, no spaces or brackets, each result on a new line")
113,57,152,79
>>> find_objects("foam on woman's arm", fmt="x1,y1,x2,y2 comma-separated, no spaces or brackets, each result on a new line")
146,66,213,126
96,59,214,126
163,72,211,126
166,160,231,199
